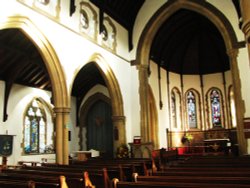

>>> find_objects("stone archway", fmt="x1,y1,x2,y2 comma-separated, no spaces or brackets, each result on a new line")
148,85,159,149
0,16,70,164
83,54,125,154
136,0,247,154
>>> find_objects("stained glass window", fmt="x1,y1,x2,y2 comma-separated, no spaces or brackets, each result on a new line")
210,89,222,127
24,99,47,154
187,91,197,128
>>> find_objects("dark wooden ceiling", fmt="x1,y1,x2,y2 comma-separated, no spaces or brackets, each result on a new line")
90,0,145,31
0,29,51,91
150,9,230,75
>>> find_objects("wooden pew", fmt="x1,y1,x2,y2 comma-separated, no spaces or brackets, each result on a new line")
151,149,178,171
0,178,60,188
1,169,84,188
0,173,65,188
71,158,150,176
158,166,250,172
40,163,127,181
153,169,250,177
2,167,111,188
143,155,250,187
113,180,250,188
134,174,250,185
170,158,250,168
177,155,250,164
0,180,36,188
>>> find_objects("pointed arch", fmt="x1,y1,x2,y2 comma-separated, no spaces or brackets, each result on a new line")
79,93,113,155
136,0,238,64
170,87,182,130
0,16,69,164
74,53,125,151
206,87,225,129
0,16,69,108
184,89,202,130
136,0,246,154
148,85,159,149
86,53,124,117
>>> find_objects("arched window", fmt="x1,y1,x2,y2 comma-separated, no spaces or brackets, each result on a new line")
209,89,223,128
171,87,182,130
171,92,177,129
186,91,197,129
24,98,53,154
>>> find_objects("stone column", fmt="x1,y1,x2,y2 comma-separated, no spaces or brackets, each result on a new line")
138,64,150,143
63,108,70,164
112,115,126,154
54,107,70,164
240,0,250,62
228,49,247,155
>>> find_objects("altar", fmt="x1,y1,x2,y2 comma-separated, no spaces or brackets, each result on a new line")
203,138,230,153
73,149,100,161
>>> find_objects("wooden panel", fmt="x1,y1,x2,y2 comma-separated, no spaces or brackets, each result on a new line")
244,118,250,138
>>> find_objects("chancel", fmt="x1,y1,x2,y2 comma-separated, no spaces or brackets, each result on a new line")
0,0,250,187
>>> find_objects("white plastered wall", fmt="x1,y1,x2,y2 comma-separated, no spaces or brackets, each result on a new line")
0,81,55,165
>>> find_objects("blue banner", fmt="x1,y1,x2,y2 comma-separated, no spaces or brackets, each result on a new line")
0,135,13,156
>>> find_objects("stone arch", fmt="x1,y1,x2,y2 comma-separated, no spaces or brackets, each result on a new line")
79,93,112,151
148,85,159,149
136,0,246,154
137,1,238,64
0,16,69,163
0,16,69,108
79,53,125,151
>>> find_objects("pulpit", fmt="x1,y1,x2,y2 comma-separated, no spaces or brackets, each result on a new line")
129,142,153,158
73,149,100,161
75,151,92,161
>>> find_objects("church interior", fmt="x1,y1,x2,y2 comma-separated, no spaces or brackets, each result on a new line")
1,0,250,187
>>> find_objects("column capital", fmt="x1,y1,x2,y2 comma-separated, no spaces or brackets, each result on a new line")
112,115,126,122
54,107,71,113
242,21,250,43
227,48,239,59
240,0,250,43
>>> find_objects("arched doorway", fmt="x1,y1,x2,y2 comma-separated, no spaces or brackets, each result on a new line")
72,54,125,157
148,85,159,149
85,95,113,158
